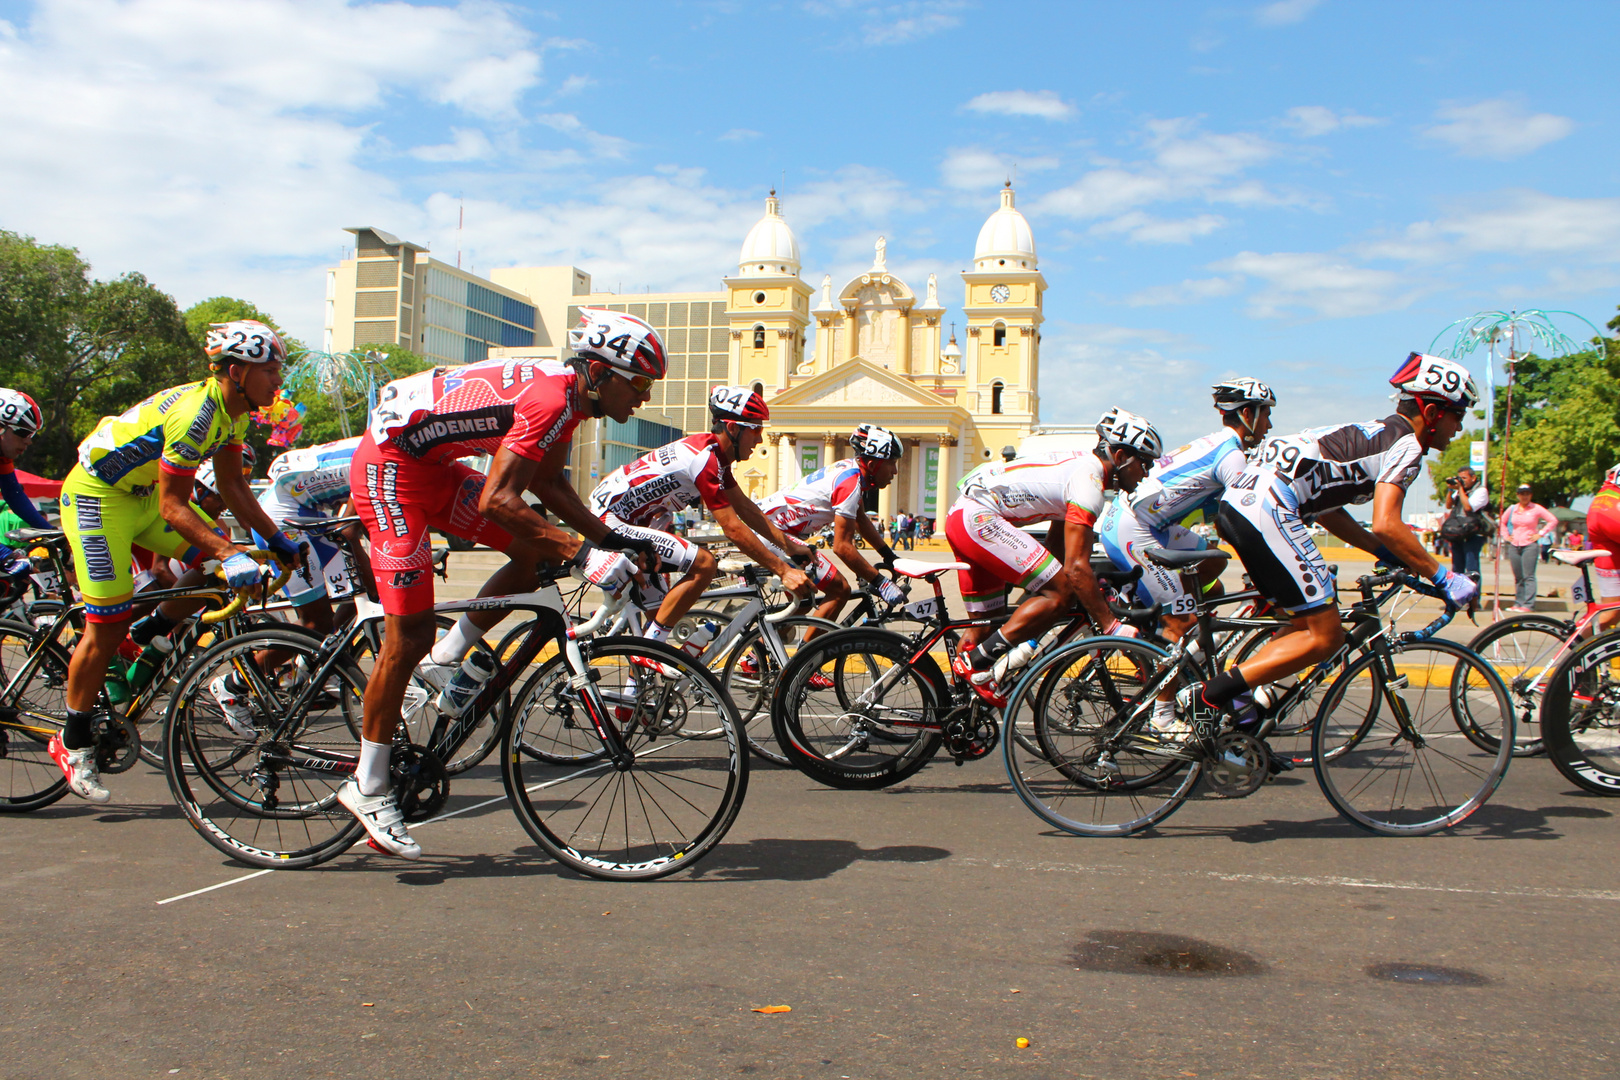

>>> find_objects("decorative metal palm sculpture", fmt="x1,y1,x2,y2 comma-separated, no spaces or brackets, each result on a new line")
281,349,392,439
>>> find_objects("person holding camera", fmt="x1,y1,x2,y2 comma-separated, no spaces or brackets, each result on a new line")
1439,466,1490,577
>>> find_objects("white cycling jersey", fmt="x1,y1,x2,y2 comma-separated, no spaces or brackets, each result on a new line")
260,436,361,522
957,451,1108,528
755,459,867,538
588,433,736,531
1235,414,1425,515
1129,429,1247,531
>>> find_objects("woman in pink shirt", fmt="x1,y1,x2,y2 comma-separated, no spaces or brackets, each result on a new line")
1499,484,1558,611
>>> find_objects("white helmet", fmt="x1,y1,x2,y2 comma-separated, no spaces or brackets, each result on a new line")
206,320,287,366
1390,352,1480,410
0,388,42,437
195,444,257,495
1212,377,1276,412
1606,462,1620,487
567,308,668,379
1095,407,1163,460
850,423,903,460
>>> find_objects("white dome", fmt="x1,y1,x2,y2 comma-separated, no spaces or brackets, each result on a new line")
737,192,800,277
973,183,1036,270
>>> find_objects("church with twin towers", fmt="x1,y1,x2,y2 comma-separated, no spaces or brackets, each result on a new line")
326,184,1046,526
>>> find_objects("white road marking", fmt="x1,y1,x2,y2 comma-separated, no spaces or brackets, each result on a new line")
156,869,275,905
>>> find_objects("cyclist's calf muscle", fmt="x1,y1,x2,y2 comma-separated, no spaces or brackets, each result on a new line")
1234,606,1343,688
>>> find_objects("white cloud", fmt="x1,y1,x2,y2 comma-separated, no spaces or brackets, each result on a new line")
1037,322,1211,436
804,0,965,46
1280,105,1384,137
1255,0,1321,26
1361,190,1620,263
962,90,1076,121
1423,98,1574,160
535,112,632,159
1090,211,1226,244
939,147,1058,191
409,128,494,163
1211,251,1416,319
553,74,593,98
1125,276,1243,306
718,128,763,142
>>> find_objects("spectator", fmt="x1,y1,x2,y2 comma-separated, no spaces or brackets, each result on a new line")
1540,527,1555,563
899,511,914,550
1439,466,1490,578
1499,484,1558,611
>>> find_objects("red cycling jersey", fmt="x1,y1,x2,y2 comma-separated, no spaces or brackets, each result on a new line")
369,358,587,466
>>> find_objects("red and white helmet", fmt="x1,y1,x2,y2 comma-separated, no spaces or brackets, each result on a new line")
1389,352,1479,411
709,386,769,428
568,308,668,380
850,423,902,460
0,389,43,438
206,320,287,366
1606,462,1620,487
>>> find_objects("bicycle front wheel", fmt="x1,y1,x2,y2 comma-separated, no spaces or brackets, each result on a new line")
502,637,747,880
164,628,367,868
0,620,71,813
1003,636,1199,837
1460,614,1569,756
1313,640,1513,835
718,614,841,766
1540,630,1620,795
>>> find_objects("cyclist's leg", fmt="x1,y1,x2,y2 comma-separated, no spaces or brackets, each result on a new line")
599,516,710,637
943,497,1031,653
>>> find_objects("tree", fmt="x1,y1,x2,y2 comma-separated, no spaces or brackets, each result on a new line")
282,342,432,450
0,231,201,478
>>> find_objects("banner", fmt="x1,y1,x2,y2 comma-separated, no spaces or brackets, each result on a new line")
922,446,940,517
1469,441,1486,471
799,443,820,480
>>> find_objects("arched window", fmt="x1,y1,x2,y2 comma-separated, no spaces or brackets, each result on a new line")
752,381,764,397
991,381,1005,414
993,323,1007,348
753,324,766,349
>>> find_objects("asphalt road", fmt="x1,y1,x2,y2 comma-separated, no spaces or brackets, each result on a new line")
2,551,1613,1080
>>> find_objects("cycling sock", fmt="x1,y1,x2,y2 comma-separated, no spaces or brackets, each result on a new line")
63,708,94,751
429,616,482,666
129,610,178,646
1151,699,1177,726
969,631,1013,671
645,621,672,644
1203,668,1250,709
356,739,391,797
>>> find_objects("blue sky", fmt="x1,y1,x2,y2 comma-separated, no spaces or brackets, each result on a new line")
1,0,1616,504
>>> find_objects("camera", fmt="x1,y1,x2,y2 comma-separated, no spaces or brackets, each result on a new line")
1446,477,1461,487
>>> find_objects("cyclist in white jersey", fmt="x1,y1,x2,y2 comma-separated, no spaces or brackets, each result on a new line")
587,386,813,647
754,423,906,627
1098,379,1275,732
947,407,1162,705
1187,353,1481,735
253,436,369,635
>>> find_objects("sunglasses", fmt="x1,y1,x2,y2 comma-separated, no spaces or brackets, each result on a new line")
621,373,655,393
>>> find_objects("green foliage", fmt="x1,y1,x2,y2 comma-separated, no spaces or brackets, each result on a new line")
283,343,432,450
0,231,201,478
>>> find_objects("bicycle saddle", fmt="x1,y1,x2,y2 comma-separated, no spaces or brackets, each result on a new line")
1552,548,1603,565
7,528,63,544
891,557,968,580
1142,546,1229,569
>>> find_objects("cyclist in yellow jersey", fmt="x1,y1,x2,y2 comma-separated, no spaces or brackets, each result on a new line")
49,320,304,803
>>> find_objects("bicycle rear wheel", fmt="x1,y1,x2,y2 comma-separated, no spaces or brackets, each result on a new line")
503,637,747,880
1459,614,1568,757
770,627,943,790
1003,637,1199,837
1313,640,1513,835
0,620,71,813
717,615,840,766
1540,630,1620,795
164,628,367,868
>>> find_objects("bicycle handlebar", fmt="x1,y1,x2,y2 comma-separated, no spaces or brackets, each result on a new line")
1355,569,1457,640
569,588,631,638
766,596,812,624
201,551,295,625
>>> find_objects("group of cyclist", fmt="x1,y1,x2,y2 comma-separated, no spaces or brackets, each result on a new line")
23,302,1575,858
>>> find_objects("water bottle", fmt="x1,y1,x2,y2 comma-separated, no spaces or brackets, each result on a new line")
435,649,498,716
126,636,175,692
104,639,138,705
681,619,720,658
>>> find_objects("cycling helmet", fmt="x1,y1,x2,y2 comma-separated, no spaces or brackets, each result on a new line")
206,320,287,366
1606,462,1620,487
195,444,257,495
708,386,769,428
0,389,43,438
849,423,902,461
1389,352,1480,411
1095,407,1163,459
1212,377,1276,412
568,308,668,380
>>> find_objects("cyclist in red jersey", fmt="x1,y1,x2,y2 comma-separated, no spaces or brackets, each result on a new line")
343,309,667,858
1587,463,1620,631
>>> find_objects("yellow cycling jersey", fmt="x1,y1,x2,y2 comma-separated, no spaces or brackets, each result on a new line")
76,379,249,495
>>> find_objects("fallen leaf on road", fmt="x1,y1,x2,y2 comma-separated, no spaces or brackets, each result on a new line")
361,1003,374,1008
752,1006,792,1014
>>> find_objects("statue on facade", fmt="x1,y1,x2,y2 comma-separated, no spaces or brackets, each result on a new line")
874,235,887,271
926,273,938,307
821,273,832,307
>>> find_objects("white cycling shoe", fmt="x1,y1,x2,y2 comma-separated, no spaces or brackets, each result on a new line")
337,779,421,860
208,675,259,739
49,734,111,803
413,659,457,693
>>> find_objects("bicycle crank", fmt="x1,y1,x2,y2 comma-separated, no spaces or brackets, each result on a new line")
943,711,998,763
390,743,450,823
1202,732,1268,798
94,712,141,774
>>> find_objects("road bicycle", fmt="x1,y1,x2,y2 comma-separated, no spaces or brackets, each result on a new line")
1464,547,1620,757
162,563,748,880
1002,549,1515,837
767,556,1147,790
0,547,288,812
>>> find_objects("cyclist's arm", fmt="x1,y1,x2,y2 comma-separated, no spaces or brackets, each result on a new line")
1369,483,1439,578
725,488,810,557
0,471,48,529
212,450,285,550
480,443,596,557
1061,518,1114,630
832,515,883,583
159,468,245,563
713,496,799,577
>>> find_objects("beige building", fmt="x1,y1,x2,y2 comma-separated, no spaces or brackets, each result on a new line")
324,184,1046,519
